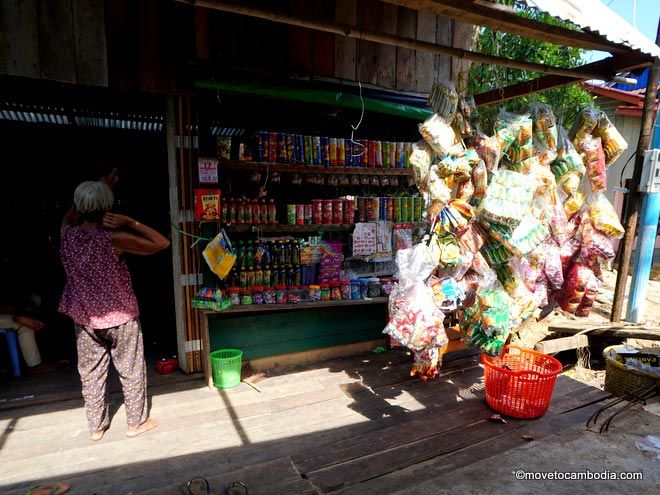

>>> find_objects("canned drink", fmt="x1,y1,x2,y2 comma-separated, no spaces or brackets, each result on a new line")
287,204,297,225
332,199,344,224
322,199,333,224
312,136,321,165
394,197,402,222
296,204,305,225
337,138,345,167
375,141,383,167
401,197,409,222
304,135,313,165
404,142,413,168
382,142,390,168
329,138,337,166
387,197,394,221
285,134,295,163
379,197,387,221
357,196,366,222
367,140,376,167
344,140,352,167
277,133,287,163
414,197,424,222
320,136,330,167
304,204,313,224
389,142,396,169
408,197,415,222
268,132,278,163
312,199,323,224
257,131,268,162
343,199,354,223
395,142,404,168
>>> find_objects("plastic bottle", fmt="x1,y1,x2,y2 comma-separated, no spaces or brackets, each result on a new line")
268,199,277,224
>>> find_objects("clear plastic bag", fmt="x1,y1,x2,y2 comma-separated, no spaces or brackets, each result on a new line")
594,112,628,166
563,191,586,219
478,170,537,227
410,140,434,190
457,178,475,202
474,132,502,173
427,80,459,119
570,106,600,150
580,135,607,193
419,113,462,157
395,242,438,288
455,96,476,139
580,217,615,260
531,102,558,150
471,159,488,206
589,193,624,239
435,151,472,181
551,125,585,182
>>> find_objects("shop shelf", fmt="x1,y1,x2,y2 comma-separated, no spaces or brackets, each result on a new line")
225,223,355,233
202,296,389,314
218,159,413,176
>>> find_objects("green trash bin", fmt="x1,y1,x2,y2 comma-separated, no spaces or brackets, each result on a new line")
210,349,243,389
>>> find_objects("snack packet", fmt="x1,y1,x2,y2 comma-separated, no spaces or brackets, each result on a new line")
428,80,459,119
531,102,558,150
593,112,628,166
580,135,607,193
474,132,502,173
410,140,434,190
419,113,462,157
589,193,624,239
570,107,599,150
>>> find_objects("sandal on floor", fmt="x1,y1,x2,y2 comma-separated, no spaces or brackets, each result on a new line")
225,481,248,495
25,482,71,495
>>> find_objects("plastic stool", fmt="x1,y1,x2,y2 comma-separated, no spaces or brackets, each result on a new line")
0,328,21,377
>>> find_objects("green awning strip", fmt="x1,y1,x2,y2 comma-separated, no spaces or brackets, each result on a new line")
194,80,431,120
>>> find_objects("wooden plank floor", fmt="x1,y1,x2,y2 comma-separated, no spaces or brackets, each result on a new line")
0,348,610,494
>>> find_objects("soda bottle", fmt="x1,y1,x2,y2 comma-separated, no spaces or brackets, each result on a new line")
260,199,268,225
268,199,277,224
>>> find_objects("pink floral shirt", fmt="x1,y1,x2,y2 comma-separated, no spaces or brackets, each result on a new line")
59,225,139,329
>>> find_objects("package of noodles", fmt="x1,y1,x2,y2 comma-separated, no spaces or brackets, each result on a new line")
428,80,459,119
471,159,488,206
563,191,586,219
593,112,628,166
532,102,558,150
589,193,624,238
410,140,434,190
570,107,600,149
419,113,462,157
551,125,585,181
474,132,501,173
580,217,615,260
435,151,472,181
580,135,607,193
479,170,537,227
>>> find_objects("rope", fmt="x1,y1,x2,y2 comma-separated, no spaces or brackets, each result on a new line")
171,222,213,248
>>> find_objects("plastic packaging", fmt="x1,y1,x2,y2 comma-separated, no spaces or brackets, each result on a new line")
410,140,434,190
563,191,586,219
319,283,331,302
350,279,361,300
589,193,625,239
419,113,462,157
427,80,459,118
263,287,276,304
368,278,382,298
309,284,321,302
339,279,351,300
435,152,472,182
479,170,537,227
570,106,599,150
580,135,607,193
594,112,628,166
551,124,585,182
474,133,502,173
531,102,558,150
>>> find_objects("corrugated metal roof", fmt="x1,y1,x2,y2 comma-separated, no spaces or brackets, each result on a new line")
526,0,660,59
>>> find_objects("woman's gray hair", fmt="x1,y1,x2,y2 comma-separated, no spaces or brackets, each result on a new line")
74,181,114,215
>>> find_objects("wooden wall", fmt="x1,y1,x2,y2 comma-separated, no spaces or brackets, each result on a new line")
0,0,477,95
0,0,108,86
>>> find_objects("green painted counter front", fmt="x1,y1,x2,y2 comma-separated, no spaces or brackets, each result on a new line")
207,304,388,360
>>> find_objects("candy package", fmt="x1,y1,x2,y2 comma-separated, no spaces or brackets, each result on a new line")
385,281,447,352
411,347,441,381
551,125,585,182
436,199,473,236
419,113,462,157
570,107,599,150
589,193,624,239
531,102,558,150
428,80,459,119
593,112,628,165
580,135,607,193
410,140,434,190
428,275,466,311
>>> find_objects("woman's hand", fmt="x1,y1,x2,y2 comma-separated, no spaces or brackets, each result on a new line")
103,213,135,230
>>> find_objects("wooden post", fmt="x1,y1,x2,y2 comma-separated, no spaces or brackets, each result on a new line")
166,95,189,373
611,21,660,322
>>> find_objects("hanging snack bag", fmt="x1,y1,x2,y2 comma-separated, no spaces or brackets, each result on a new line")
410,140,434,190
575,275,601,317
569,106,600,150
589,193,624,239
541,239,565,290
563,191,586,219
419,113,462,157
531,102,558,150
471,159,488,206
479,170,537,227
593,112,628,166
474,132,502,174
494,109,519,154
551,125,585,183
455,96,476,139
505,216,551,256
580,217,615,261
549,190,569,244
426,166,453,213
457,178,475,202
560,262,598,315
508,113,534,164
435,151,472,182
427,80,459,119
580,135,607,193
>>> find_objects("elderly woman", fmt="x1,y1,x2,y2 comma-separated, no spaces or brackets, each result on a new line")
60,171,170,440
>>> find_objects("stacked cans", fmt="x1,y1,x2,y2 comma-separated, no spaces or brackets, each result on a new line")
356,196,424,223
256,131,413,168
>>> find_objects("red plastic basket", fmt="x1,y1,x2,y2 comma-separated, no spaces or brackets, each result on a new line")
481,345,562,419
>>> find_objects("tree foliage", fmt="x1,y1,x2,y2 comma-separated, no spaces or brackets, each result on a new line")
468,3,596,132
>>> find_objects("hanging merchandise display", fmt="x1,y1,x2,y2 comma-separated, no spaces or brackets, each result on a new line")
384,98,628,380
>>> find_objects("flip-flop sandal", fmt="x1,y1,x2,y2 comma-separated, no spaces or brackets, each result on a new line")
186,477,210,495
25,482,71,495
225,481,248,495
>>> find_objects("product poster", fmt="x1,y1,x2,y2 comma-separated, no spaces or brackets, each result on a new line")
198,157,218,184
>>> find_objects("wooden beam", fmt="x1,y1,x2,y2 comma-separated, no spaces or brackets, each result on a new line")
549,324,660,341
535,335,589,354
381,0,640,57
473,55,651,106
611,20,660,322
176,0,625,82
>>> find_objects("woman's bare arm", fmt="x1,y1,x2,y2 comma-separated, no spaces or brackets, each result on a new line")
104,213,170,255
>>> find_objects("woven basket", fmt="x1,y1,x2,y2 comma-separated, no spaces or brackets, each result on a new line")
603,346,660,397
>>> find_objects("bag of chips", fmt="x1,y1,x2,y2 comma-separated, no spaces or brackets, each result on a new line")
563,191,586,219
589,193,624,238
560,262,595,314
551,125,585,182
435,151,472,181
570,107,600,150
455,96,476,139
580,135,607,193
531,102,558,150
471,159,488,206
457,178,475,202
409,140,434,190
593,112,628,166
580,217,615,260
479,170,537,227
474,132,502,173
419,113,462,157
